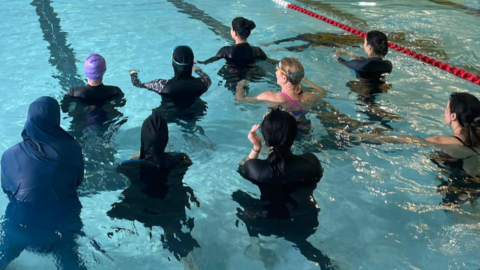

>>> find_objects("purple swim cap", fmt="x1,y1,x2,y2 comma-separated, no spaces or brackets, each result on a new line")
84,54,107,81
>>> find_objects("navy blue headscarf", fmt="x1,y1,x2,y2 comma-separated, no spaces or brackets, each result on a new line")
1,97,84,203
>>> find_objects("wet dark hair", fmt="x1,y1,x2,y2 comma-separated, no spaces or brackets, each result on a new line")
172,46,194,80
449,92,480,147
366,30,389,57
232,17,256,40
260,106,297,178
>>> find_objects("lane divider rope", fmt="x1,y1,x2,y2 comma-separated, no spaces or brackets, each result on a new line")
271,0,480,85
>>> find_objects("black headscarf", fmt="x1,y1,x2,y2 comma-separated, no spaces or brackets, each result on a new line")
139,114,169,164
172,46,194,80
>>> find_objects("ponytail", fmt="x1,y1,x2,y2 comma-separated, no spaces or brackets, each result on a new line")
449,92,480,147
267,145,292,178
366,30,389,57
462,124,480,148
260,106,297,179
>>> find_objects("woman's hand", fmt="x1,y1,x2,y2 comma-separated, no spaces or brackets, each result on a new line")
334,51,356,57
248,124,262,151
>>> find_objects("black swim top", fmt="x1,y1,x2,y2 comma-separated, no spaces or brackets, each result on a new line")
452,136,479,153
67,84,124,103
339,57,392,82
239,153,323,201
131,68,211,107
240,153,323,185
215,43,267,68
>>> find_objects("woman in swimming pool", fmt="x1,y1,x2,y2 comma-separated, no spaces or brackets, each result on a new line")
235,106,332,268
335,30,392,83
349,92,480,204
235,57,326,116
129,45,211,108
199,17,268,68
350,92,480,176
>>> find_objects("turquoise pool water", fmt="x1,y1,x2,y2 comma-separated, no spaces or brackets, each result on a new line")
1,0,480,269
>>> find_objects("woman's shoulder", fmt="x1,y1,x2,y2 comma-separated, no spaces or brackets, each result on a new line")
301,93,320,102
1,143,22,166
293,153,322,172
257,91,285,102
426,135,465,145
240,158,270,180
296,153,320,165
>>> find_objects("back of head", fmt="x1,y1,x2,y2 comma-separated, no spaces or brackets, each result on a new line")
232,17,256,40
172,46,194,80
366,30,389,57
84,53,107,82
140,114,169,164
280,57,305,94
449,92,480,147
261,106,298,178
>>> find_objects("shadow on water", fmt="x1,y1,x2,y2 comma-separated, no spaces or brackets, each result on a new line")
31,0,84,92
346,81,401,131
0,199,86,269
264,32,448,60
60,95,129,194
107,162,201,267
296,0,370,30
218,64,273,94
232,183,336,269
166,0,232,43
152,98,208,133
427,0,480,16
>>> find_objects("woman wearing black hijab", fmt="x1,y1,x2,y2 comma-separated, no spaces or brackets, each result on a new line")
129,46,211,108
108,114,200,267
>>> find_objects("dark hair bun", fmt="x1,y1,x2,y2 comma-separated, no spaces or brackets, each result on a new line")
245,20,256,31
232,17,256,39
366,30,389,57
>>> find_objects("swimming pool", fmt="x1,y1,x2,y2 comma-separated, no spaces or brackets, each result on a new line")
1,0,480,269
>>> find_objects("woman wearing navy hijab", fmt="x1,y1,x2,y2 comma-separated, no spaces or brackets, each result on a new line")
1,96,84,203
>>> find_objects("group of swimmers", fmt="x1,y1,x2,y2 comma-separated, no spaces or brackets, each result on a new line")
1,15,480,269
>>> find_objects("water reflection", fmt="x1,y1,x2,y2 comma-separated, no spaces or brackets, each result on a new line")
0,199,86,269
232,184,335,269
61,94,129,194
263,32,447,60
347,81,400,130
166,0,232,43
152,98,208,134
428,0,480,16
296,0,370,30
431,150,480,205
107,161,200,268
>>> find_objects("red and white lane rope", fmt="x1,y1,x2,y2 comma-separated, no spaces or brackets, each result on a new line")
271,0,480,85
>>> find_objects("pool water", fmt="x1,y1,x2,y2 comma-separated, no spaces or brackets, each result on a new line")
1,0,480,269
